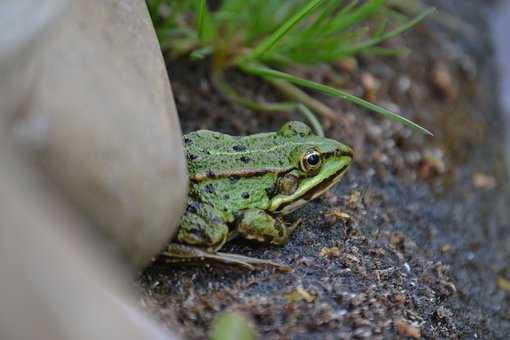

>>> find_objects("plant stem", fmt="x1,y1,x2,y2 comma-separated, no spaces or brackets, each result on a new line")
265,78,337,121
296,104,325,137
211,72,324,136
212,73,294,112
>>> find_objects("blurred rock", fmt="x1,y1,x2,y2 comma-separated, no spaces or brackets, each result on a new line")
0,143,177,340
0,0,185,339
11,0,187,267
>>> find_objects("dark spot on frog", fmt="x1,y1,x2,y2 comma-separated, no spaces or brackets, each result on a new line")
240,156,251,163
187,153,198,161
229,175,240,183
242,192,250,199
214,135,220,140
224,194,230,200
232,144,247,152
202,149,211,155
189,228,206,238
184,137,192,145
207,170,215,177
279,160,284,166
210,215,223,225
186,201,201,214
205,183,215,194
265,185,277,197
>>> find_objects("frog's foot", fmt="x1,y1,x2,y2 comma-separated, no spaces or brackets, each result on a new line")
236,208,302,246
163,243,291,271
286,218,302,235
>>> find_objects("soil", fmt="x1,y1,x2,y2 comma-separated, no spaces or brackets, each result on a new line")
140,1,510,339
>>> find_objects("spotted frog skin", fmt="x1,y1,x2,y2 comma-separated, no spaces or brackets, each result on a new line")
165,121,353,269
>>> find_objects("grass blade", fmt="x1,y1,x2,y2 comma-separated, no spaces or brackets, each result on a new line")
324,0,385,35
303,0,343,36
240,63,432,135
190,46,213,60
297,104,325,137
246,0,326,60
197,0,207,40
336,7,435,55
196,0,216,43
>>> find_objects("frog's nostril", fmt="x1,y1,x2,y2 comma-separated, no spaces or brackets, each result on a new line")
337,147,353,158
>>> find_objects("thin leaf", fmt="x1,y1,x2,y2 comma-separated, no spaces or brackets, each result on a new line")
195,0,216,43
361,46,409,56
324,0,385,35
197,0,207,40
297,104,325,137
190,46,213,60
339,0,360,15
336,7,435,55
374,17,390,38
246,0,326,60
303,0,343,36
240,63,432,135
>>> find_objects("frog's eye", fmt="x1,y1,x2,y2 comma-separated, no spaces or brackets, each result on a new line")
300,150,321,173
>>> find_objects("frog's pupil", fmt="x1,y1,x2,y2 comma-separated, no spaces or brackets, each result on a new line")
307,154,320,165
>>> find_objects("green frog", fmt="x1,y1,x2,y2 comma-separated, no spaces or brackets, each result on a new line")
165,121,353,269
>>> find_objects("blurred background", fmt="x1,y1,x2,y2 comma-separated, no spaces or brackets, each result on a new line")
490,0,510,166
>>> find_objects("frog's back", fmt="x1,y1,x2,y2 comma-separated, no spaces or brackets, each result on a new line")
184,129,294,180
183,123,340,180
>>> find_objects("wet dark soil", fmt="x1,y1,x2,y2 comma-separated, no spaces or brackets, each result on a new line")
141,2,510,339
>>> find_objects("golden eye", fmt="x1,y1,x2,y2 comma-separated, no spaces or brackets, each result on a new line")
300,150,321,172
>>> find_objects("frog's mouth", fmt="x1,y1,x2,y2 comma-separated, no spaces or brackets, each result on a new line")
269,154,352,215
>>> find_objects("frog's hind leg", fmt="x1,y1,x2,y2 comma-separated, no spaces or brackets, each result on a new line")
164,243,290,271
176,199,230,251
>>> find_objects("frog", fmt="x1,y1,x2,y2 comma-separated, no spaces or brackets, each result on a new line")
164,121,353,270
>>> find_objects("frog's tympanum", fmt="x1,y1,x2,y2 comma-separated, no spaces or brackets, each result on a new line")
165,121,353,269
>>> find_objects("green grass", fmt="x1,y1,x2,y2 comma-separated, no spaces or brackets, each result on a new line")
210,311,256,340
147,0,434,135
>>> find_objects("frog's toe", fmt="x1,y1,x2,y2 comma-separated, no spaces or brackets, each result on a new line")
216,251,291,272
163,243,290,271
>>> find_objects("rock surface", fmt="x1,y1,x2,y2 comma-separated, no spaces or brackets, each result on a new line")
12,0,187,267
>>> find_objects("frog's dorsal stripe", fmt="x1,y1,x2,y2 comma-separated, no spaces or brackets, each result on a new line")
199,141,316,156
190,166,293,182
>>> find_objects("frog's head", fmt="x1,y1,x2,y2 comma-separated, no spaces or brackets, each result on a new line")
269,121,353,215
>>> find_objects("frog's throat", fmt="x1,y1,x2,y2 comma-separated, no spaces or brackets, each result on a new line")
269,156,351,215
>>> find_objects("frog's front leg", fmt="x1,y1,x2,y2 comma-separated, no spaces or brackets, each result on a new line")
235,209,301,245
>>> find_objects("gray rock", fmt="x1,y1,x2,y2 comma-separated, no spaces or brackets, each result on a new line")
0,0,184,339
12,0,187,267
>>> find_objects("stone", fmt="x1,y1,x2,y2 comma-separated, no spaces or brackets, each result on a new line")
11,0,187,268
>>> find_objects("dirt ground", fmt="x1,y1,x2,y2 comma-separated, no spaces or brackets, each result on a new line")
140,1,510,339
